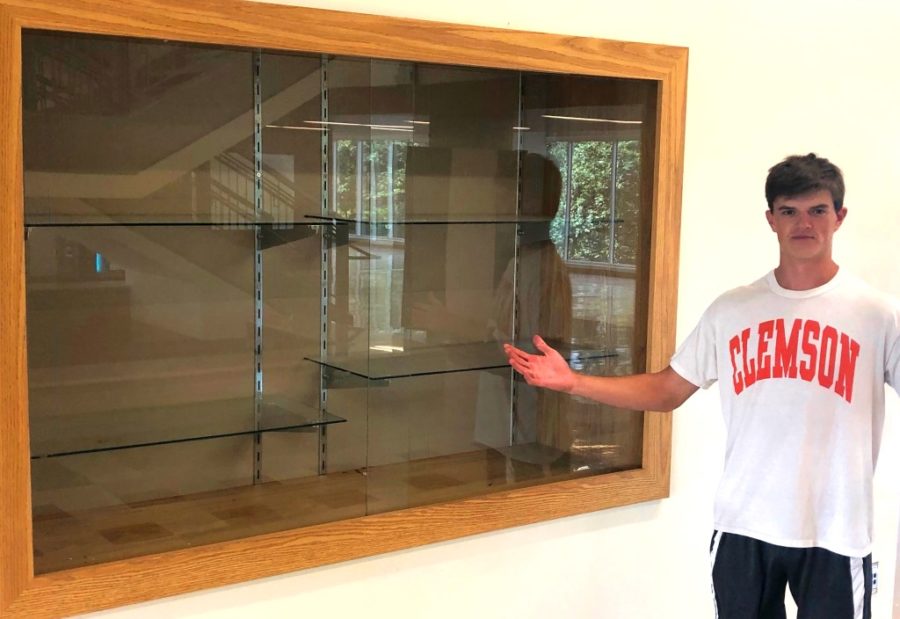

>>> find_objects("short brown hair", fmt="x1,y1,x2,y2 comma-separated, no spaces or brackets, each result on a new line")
765,153,845,211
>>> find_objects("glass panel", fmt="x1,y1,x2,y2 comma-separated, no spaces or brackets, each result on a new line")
355,67,655,509
22,31,255,225
258,52,330,485
522,73,656,473
23,30,657,573
26,224,256,572
613,139,642,265
326,58,413,224
260,51,322,221
259,225,329,481
568,141,612,262
26,225,256,455
396,222,513,349
366,370,505,513
31,439,253,573
403,64,519,221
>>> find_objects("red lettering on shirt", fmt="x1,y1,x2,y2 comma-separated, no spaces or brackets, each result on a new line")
835,333,860,404
757,320,774,381
741,328,756,388
799,320,820,382
729,335,744,395
727,318,860,403
773,318,801,379
817,326,838,389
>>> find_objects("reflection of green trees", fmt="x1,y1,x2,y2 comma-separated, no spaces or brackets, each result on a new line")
614,140,641,265
548,140,640,266
332,138,640,266
334,140,407,221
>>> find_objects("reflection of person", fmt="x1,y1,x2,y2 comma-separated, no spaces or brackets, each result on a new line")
408,152,570,351
505,154,900,618
490,152,570,345
487,153,572,454
404,152,572,470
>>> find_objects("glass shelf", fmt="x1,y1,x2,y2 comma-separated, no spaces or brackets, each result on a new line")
305,212,553,225
24,215,551,227
30,399,343,459
24,218,323,227
306,339,617,381
24,220,329,250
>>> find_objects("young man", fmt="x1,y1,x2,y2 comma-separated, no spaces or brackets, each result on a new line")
504,154,900,619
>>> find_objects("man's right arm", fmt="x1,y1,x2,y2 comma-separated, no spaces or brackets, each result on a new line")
504,335,699,412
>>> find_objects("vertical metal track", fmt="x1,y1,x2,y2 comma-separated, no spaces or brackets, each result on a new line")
252,51,264,483
509,72,525,447
563,141,574,261
318,55,330,475
609,140,619,262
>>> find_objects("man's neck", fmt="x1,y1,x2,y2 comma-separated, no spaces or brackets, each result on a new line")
773,259,840,291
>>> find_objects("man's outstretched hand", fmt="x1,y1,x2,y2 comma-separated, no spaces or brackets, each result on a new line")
503,335,576,393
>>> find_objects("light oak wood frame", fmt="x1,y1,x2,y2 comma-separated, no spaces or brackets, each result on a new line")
0,1,688,616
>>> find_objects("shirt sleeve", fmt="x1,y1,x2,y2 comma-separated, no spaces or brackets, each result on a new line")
670,305,720,389
885,299,900,395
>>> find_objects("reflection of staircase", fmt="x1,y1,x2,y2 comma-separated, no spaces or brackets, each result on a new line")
25,34,236,120
211,153,300,225
23,35,322,199
24,34,126,114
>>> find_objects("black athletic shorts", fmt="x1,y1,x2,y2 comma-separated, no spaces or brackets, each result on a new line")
709,531,872,619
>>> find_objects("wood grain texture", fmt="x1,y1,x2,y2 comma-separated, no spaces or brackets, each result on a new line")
0,0,688,616
12,469,663,618
0,6,34,616
4,0,682,78
641,48,689,493
30,449,630,574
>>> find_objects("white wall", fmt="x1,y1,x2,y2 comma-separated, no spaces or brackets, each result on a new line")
86,1,900,617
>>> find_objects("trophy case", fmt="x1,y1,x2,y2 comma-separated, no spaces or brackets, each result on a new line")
0,1,687,616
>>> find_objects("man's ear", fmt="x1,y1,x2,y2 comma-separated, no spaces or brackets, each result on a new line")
765,208,775,230
835,207,848,227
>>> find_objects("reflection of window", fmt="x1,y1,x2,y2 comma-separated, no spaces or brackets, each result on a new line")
333,139,407,236
332,138,410,338
547,139,641,267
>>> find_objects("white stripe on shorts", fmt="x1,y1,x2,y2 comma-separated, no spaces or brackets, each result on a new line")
850,556,865,619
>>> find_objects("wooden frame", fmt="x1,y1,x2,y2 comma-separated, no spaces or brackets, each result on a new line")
0,1,687,616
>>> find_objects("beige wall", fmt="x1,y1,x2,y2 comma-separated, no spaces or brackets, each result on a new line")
85,0,900,617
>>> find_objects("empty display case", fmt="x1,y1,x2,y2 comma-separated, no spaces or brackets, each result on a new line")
0,2,687,616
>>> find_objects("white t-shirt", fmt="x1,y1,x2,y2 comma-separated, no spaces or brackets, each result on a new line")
670,269,900,557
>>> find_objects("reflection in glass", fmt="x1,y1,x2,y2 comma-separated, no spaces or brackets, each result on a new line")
260,52,323,221
26,226,255,453
22,31,256,225
23,30,657,573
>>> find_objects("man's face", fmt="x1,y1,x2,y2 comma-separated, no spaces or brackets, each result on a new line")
765,189,847,264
